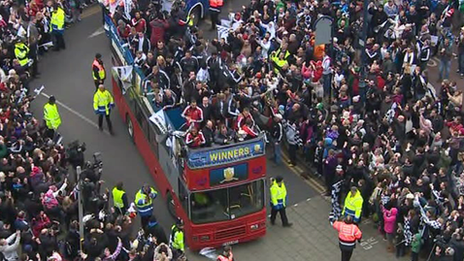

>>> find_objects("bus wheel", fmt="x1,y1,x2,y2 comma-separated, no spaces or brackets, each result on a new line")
166,192,176,218
126,114,134,142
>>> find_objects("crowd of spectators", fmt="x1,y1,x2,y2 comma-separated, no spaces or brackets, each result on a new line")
0,1,182,261
106,0,464,258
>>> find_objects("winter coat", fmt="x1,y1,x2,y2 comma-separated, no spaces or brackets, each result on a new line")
382,206,398,234
149,19,168,46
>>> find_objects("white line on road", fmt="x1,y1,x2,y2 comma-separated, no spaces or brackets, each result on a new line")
41,92,110,135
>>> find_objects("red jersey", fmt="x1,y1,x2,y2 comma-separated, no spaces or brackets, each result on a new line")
131,18,146,33
236,113,254,130
185,132,205,148
182,105,204,128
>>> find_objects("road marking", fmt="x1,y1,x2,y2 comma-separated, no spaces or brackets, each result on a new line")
280,153,326,193
81,4,101,19
89,26,105,38
41,92,110,135
360,237,379,250
427,58,437,67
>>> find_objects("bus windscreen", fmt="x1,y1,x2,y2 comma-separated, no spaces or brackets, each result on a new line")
190,180,265,224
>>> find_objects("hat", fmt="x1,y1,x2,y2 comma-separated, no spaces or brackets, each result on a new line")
336,165,343,171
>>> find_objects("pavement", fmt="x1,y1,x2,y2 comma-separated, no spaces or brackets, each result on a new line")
26,4,461,261
188,195,410,261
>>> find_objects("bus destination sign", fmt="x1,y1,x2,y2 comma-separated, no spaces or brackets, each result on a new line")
188,140,265,169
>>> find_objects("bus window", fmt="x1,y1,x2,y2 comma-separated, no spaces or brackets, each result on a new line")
178,179,189,214
228,180,264,219
190,189,229,224
135,104,144,127
190,180,265,224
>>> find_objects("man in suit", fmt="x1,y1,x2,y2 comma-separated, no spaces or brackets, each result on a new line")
131,31,151,54
212,92,227,124
214,124,235,145
199,96,213,123
202,120,215,147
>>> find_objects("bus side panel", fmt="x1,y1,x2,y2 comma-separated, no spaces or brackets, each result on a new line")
112,78,127,122
111,78,172,201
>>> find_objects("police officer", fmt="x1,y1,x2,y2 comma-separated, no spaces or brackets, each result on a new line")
112,182,128,215
43,96,61,139
332,215,362,261
92,53,106,91
50,3,65,51
93,84,114,134
170,218,185,259
270,176,292,227
134,184,158,228
342,186,363,223
217,245,233,261
14,39,30,68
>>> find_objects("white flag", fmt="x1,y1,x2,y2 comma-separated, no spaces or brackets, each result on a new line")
113,66,133,94
149,110,167,134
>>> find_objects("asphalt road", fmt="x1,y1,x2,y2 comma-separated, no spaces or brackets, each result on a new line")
28,4,317,242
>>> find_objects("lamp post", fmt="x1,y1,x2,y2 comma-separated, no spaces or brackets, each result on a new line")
77,166,84,251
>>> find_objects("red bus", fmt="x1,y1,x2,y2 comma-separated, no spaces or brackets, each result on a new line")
103,11,267,250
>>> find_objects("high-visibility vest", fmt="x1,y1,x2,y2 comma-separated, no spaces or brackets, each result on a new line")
14,43,30,66
134,188,157,216
343,190,364,222
112,187,125,209
333,221,362,247
51,7,65,32
92,59,106,81
209,0,223,8
43,103,61,130
93,90,114,115
170,225,184,251
270,180,287,209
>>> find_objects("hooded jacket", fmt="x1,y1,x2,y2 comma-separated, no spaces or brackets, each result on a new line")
382,206,398,234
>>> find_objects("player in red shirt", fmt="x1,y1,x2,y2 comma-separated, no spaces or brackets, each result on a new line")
185,128,205,148
182,100,204,129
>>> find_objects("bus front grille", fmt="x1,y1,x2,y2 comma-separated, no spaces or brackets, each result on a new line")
215,225,246,240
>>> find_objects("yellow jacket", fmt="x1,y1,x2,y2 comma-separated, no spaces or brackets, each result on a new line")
93,89,114,115
43,103,61,130
270,180,287,209
343,189,363,222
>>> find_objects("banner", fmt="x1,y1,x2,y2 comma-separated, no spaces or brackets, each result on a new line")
187,139,265,169
109,0,120,15
149,109,167,134
217,25,230,42
123,0,132,20
113,66,133,94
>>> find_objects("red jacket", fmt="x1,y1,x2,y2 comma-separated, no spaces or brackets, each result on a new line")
236,114,254,130
150,19,169,46
185,132,205,147
333,221,362,247
182,105,204,128
131,18,147,33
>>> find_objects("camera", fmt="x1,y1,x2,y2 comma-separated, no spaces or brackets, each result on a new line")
66,140,86,169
